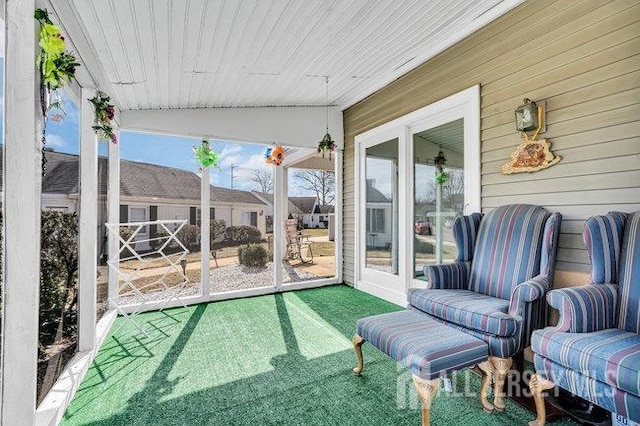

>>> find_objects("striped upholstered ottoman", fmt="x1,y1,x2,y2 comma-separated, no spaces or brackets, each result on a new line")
353,310,489,425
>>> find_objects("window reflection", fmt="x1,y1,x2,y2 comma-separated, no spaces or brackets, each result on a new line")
413,120,464,279
365,139,398,275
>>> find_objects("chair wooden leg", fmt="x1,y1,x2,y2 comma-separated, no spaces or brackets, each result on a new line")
413,376,440,426
490,356,513,412
477,360,495,412
352,334,364,376
528,374,556,426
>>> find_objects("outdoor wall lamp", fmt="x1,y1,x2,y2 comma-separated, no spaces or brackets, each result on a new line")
434,150,446,169
514,98,541,132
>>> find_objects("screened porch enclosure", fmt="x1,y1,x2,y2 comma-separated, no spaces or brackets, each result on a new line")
5,0,620,426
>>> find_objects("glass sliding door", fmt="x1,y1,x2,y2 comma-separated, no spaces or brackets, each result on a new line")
357,135,406,305
365,139,399,274
412,119,465,280
355,86,480,304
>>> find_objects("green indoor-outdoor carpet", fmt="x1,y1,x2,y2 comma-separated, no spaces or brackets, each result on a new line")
62,285,575,425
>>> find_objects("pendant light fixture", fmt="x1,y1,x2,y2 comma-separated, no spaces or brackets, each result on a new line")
317,76,336,160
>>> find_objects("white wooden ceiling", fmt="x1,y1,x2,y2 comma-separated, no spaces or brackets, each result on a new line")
52,0,521,111
416,118,464,155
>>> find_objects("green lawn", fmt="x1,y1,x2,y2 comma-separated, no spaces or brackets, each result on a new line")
302,228,329,237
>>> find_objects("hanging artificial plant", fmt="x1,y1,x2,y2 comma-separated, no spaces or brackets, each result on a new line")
264,145,285,166
194,140,219,169
89,91,117,144
35,9,79,92
35,8,80,172
435,171,449,185
317,133,336,160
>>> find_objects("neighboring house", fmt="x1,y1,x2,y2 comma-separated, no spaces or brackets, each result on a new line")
0,148,267,254
289,196,334,229
288,197,316,226
251,192,306,233
251,192,336,231
365,181,392,249
312,204,335,229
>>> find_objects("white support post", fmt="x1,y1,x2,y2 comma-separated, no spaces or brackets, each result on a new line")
107,133,120,306
2,0,42,422
78,88,98,350
334,150,344,283
273,166,285,291
435,171,443,264
392,152,400,276
401,127,413,289
201,166,211,295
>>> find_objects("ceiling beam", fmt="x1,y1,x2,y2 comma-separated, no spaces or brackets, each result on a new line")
46,0,115,106
120,106,344,150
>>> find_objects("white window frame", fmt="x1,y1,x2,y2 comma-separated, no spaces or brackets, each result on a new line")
354,85,480,306
129,206,149,231
242,211,251,226
129,206,149,222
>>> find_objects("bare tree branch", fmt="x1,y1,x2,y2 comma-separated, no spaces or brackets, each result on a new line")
442,168,464,202
292,170,335,205
251,169,274,194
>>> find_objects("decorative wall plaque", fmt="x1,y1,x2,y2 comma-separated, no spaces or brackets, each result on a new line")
500,137,561,175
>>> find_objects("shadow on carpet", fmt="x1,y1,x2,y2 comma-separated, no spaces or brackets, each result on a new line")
61,285,574,425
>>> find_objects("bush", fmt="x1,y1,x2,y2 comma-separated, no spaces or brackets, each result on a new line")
176,224,199,251
119,225,134,241
150,229,170,251
0,211,80,352
210,219,226,247
119,226,136,258
39,211,79,352
224,225,261,245
0,210,80,357
238,244,268,268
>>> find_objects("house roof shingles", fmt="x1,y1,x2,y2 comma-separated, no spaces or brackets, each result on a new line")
317,205,335,214
252,192,305,215
289,197,317,214
4,149,266,206
366,183,391,203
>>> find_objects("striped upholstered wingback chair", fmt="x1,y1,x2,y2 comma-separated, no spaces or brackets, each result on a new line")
408,204,561,375
528,211,640,426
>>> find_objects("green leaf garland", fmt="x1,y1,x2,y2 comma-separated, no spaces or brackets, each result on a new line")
89,91,117,144
35,8,80,173
194,141,219,169
35,9,79,91
435,171,449,185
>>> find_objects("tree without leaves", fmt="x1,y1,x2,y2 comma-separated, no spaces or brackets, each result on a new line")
251,169,273,194
292,170,335,205
441,168,464,202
